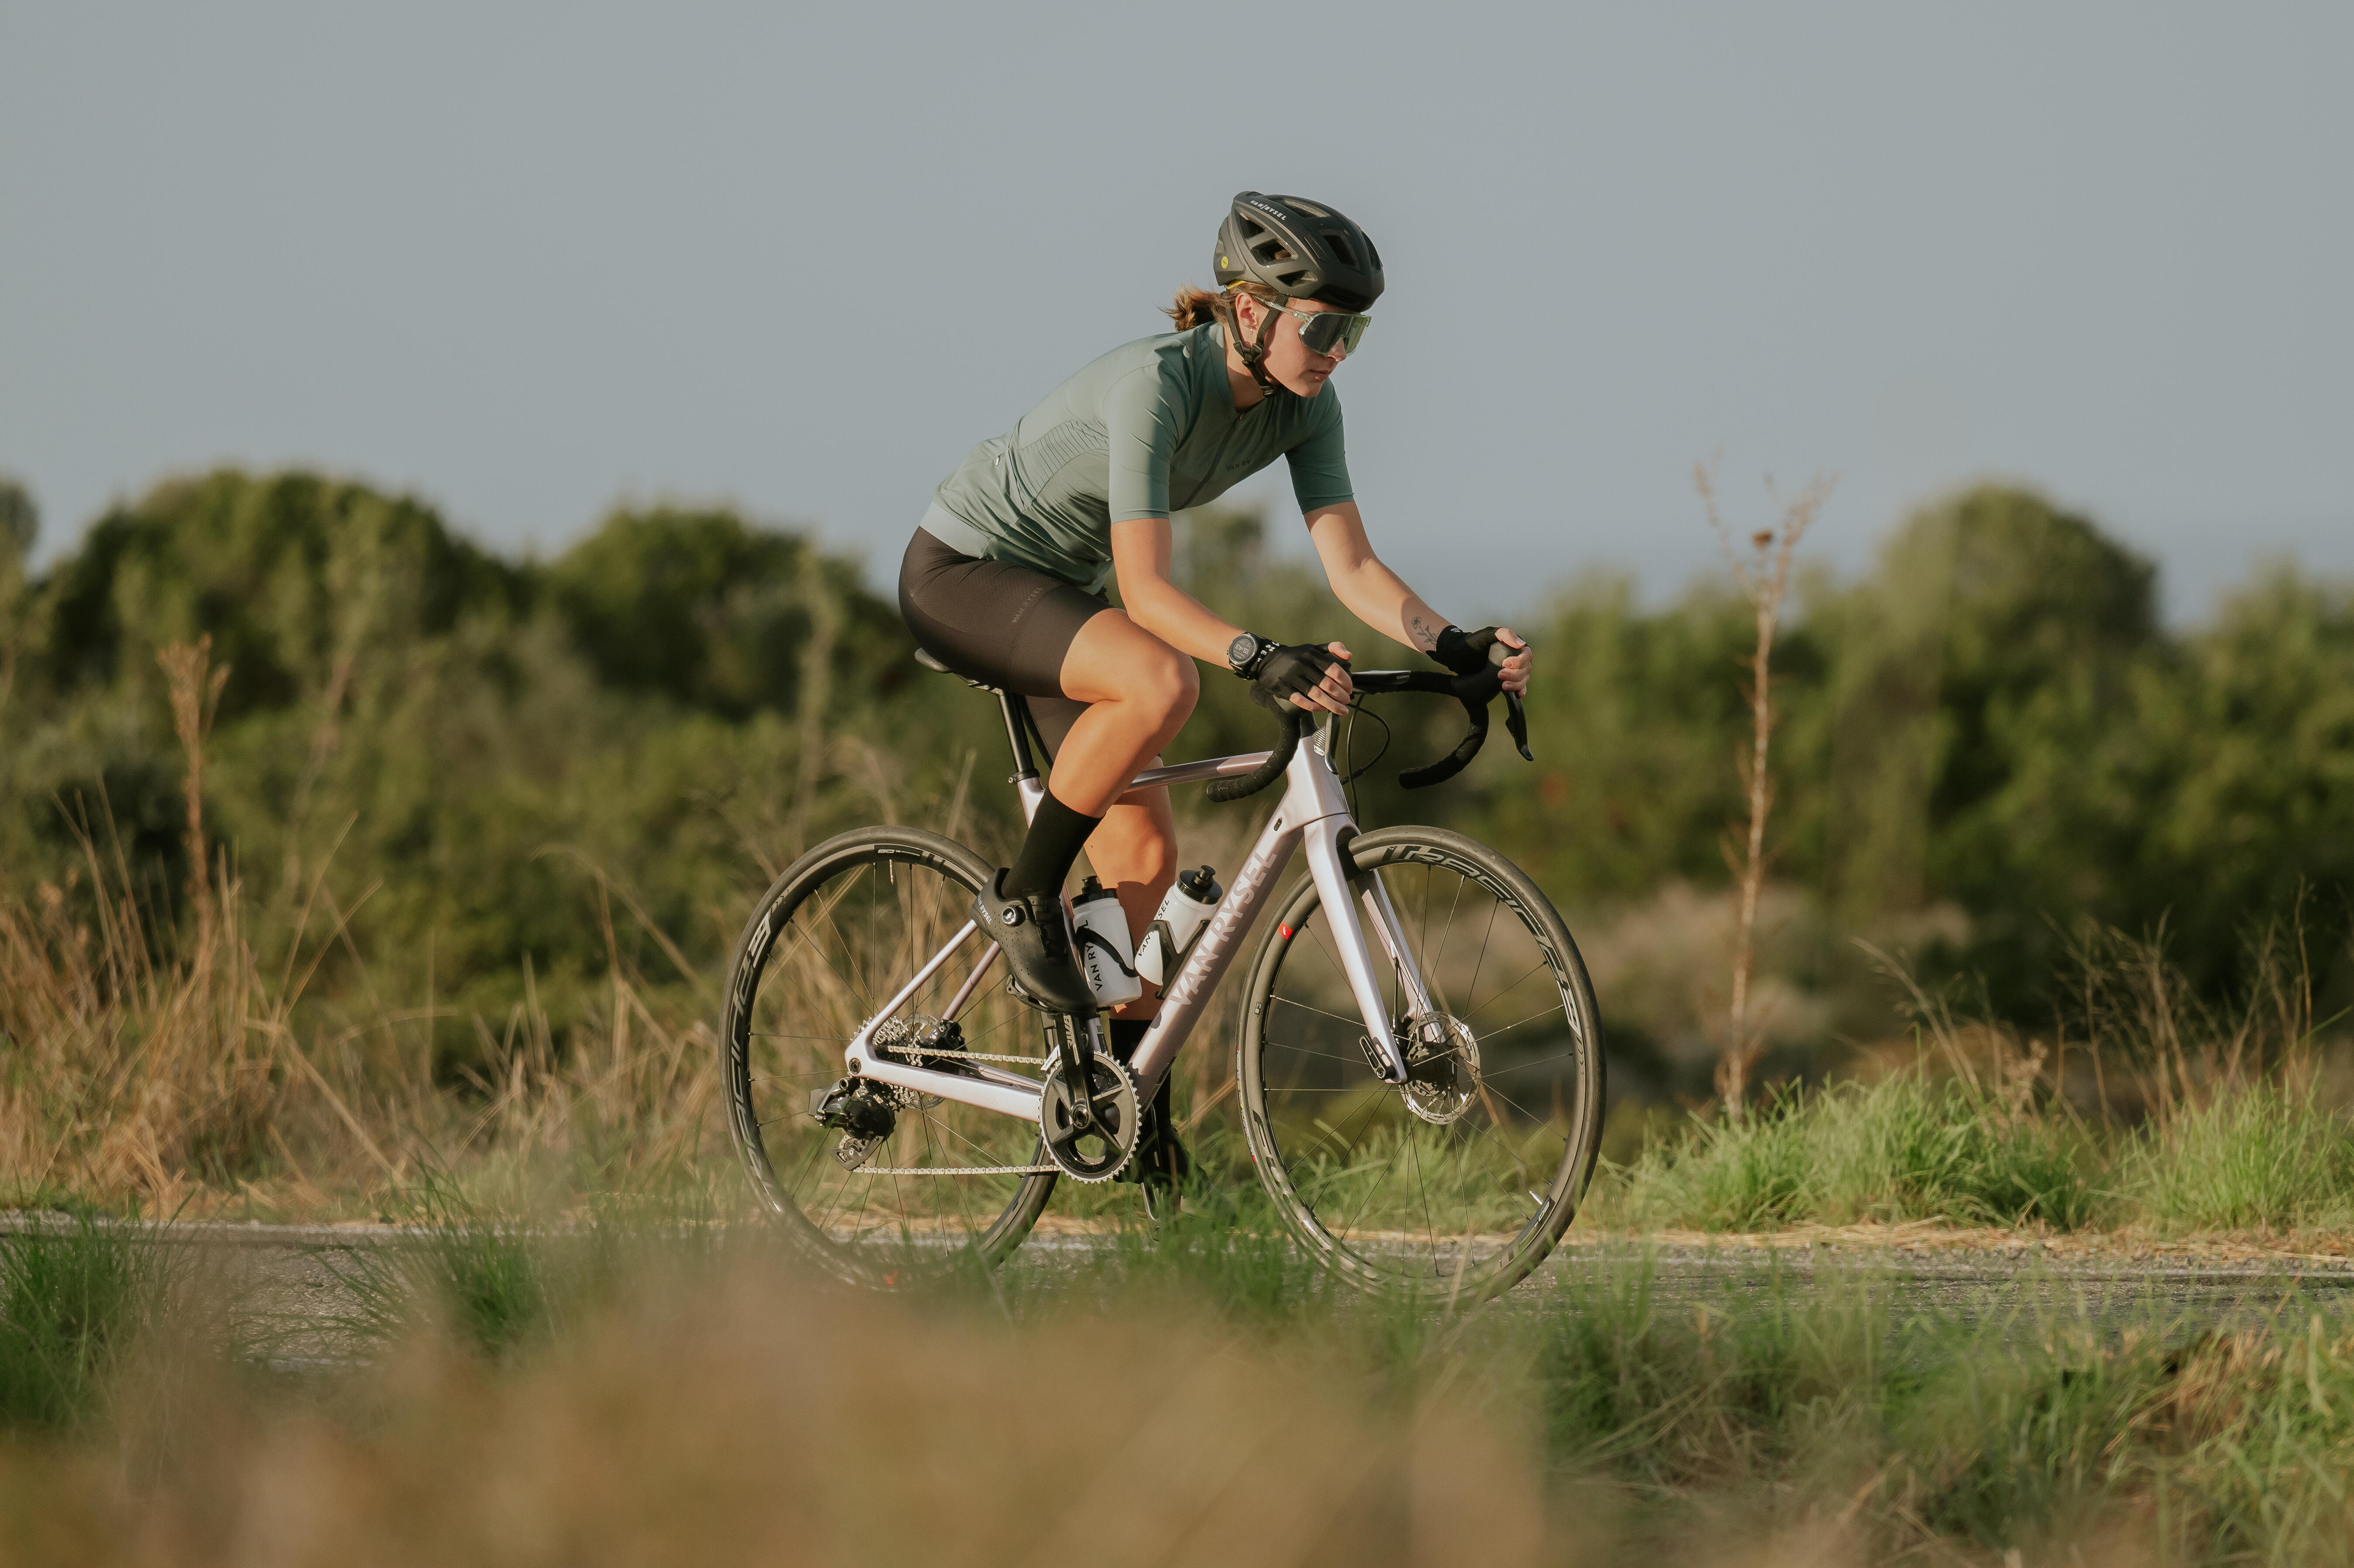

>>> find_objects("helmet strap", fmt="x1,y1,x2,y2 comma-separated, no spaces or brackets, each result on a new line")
1229,292,1286,401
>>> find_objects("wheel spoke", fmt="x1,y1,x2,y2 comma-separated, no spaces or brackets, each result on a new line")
722,835,1051,1285
1244,833,1600,1300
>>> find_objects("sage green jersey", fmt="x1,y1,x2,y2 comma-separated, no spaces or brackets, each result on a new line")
925,322,1354,593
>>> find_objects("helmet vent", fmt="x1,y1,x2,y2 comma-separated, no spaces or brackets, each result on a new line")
1213,190,1382,312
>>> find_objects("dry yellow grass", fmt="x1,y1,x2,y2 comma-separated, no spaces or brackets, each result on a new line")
0,644,720,1217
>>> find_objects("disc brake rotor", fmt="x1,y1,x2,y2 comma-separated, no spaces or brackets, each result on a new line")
1399,1011,1480,1125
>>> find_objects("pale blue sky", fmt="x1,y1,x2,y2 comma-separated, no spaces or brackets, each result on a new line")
3,2,2347,623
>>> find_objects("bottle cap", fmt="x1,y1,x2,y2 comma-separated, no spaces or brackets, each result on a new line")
1074,876,1117,904
1178,865,1222,900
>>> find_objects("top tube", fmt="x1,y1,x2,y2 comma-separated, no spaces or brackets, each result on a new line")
1126,751,1277,791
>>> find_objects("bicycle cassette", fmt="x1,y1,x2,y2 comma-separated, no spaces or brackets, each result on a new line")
1039,1053,1141,1183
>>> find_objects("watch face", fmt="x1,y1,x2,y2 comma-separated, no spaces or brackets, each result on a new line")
1228,633,1259,670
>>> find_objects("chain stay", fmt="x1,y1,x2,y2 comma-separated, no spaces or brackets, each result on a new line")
844,1018,1066,1176
855,1160,1059,1177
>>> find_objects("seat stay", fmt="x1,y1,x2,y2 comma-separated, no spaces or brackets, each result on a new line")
833,920,1043,1121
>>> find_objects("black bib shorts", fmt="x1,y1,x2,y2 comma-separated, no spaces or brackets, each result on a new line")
897,527,1108,757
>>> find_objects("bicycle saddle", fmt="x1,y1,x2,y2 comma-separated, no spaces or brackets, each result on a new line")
912,646,999,692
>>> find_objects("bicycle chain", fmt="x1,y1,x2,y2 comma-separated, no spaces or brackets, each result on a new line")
879,1046,1053,1067
850,1026,1125,1180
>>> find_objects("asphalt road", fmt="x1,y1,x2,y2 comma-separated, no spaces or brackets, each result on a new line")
11,1214,2354,1357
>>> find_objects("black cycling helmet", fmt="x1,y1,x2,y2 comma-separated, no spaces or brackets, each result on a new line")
1212,192,1383,398
1213,191,1384,312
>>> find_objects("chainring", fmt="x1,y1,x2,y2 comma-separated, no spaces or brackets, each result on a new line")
1039,1053,1141,1183
1399,1010,1481,1125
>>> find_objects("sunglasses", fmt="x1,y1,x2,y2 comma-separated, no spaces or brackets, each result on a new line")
1259,299,1370,358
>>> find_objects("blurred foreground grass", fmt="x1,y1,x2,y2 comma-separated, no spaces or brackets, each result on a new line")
7,1203,2354,1563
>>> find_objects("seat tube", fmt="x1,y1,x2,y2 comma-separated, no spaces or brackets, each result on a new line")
999,691,1046,825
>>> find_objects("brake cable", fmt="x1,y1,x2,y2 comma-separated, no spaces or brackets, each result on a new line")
1339,695,1392,823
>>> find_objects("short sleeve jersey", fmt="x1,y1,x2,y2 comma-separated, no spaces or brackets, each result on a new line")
926,322,1353,593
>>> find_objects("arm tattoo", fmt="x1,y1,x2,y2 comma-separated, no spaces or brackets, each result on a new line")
1408,613,1440,651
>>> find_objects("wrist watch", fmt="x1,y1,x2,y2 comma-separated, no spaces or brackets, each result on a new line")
1226,632,1269,677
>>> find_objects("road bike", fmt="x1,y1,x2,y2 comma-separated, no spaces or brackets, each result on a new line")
720,650,1605,1301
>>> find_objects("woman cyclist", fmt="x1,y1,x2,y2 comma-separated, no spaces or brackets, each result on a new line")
898,191,1534,1193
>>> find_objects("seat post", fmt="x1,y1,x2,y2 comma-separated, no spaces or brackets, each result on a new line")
998,691,1039,784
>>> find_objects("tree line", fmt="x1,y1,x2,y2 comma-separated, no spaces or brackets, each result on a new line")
1,468,2347,1076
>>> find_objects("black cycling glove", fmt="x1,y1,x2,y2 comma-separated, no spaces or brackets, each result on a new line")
1433,624,1505,676
1251,641,1349,708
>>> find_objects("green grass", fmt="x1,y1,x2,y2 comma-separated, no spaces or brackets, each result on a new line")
0,1217,169,1435
1531,1251,2354,1560
2119,1085,2354,1234
324,1171,731,1362
14,1207,2354,1561
1616,1071,2103,1232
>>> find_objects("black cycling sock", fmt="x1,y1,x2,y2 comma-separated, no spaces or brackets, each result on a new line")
1002,789,1102,899
1108,1018,1150,1062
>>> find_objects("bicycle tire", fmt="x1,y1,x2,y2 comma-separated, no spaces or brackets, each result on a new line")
722,826,1056,1285
1235,826,1604,1302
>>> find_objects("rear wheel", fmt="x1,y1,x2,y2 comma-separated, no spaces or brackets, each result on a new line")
1236,827,1604,1302
721,827,1055,1285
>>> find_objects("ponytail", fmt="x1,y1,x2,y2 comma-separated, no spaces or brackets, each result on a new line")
1162,281,1279,331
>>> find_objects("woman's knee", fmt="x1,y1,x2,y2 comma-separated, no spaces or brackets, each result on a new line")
1092,809,1179,883
1096,639,1194,732
1140,649,1198,735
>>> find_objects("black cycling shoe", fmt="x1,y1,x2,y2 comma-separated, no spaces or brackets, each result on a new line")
971,870,1098,1016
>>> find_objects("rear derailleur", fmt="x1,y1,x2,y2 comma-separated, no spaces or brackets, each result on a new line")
809,1017,974,1170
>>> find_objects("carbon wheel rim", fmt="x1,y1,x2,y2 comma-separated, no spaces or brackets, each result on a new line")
722,828,1055,1285
1238,828,1603,1300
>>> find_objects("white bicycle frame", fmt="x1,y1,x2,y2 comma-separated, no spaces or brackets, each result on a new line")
836,710,1434,1131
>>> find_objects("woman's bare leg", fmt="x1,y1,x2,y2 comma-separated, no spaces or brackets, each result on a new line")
1048,610,1199,814
1048,609,1191,1019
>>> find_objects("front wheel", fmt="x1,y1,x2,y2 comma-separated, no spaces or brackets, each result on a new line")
1236,827,1604,1302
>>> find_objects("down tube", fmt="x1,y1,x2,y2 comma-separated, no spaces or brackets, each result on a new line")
1124,817,1304,1095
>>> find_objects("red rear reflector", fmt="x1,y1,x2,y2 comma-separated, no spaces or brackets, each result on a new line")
1278,924,1293,940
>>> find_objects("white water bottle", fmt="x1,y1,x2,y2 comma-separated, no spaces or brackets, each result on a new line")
1134,865,1224,990
1071,877,1143,1008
